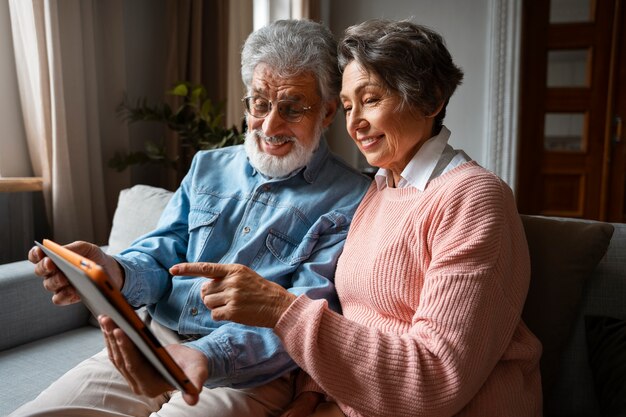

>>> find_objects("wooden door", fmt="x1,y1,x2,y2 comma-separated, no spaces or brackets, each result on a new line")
516,0,626,221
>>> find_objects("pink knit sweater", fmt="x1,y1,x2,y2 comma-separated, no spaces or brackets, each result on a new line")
275,162,542,417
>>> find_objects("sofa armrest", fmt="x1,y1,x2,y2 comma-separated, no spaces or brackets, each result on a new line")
0,184,174,352
0,259,91,351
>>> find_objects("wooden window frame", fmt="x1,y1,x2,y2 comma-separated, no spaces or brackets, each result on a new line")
0,177,43,193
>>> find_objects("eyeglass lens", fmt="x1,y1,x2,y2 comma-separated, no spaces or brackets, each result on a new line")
244,97,309,123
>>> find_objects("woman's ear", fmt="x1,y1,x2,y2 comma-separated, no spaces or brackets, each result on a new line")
427,100,446,118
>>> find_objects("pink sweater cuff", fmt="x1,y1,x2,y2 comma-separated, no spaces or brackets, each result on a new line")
276,294,323,342
276,296,329,395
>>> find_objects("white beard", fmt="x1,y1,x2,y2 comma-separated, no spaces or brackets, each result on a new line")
244,128,321,178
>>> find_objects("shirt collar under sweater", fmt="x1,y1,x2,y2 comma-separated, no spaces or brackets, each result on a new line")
374,126,472,191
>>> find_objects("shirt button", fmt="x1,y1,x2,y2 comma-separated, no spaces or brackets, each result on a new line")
263,184,271,191
243,226,251,234
190,307,198,316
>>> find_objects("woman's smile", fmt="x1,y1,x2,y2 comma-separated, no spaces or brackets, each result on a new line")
358,135,384,150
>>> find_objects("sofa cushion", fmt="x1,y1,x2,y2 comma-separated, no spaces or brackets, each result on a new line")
107,185,174,254
546,222,626,416
0,326,103,416
585,315,626,417
520,215,614,396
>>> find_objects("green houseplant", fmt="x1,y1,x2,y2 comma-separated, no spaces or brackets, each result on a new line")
109,82,245,173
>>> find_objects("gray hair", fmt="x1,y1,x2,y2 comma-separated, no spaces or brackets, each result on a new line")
338,19,464,134
241,19,340,103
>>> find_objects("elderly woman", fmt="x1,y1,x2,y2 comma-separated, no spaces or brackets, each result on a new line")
175,19,543,417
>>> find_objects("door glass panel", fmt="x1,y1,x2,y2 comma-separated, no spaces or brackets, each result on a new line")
547,49,590,87
544,113,586,151
549,0,593,23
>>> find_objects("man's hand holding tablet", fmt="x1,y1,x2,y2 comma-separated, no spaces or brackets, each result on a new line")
30,240,203,403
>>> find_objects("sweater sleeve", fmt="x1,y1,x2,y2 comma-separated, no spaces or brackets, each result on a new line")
274,173,534,417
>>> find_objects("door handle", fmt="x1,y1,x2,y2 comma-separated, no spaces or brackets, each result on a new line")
613,116,623,145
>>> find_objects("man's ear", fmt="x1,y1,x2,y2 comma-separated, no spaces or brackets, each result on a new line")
322,100,339,128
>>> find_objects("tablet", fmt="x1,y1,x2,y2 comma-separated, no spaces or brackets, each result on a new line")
35,239,199,395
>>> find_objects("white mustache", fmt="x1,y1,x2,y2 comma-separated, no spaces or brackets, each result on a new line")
254,130,296,145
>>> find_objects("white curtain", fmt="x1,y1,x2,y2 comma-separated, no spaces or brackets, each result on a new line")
484,0,521,190
8,0,108,245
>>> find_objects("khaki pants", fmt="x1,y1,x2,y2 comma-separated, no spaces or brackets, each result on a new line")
10,313,294,417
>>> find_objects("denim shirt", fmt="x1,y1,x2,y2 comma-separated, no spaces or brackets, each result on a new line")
114,139,371,389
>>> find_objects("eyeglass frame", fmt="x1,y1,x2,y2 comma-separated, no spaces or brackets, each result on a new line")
242,96,314,123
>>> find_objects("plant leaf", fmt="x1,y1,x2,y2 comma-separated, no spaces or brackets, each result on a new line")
170,83,188,97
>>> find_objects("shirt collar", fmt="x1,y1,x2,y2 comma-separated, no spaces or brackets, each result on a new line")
374,126,451,191
302,137,328,184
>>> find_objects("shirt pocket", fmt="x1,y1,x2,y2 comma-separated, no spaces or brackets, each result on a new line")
188,208,220,261
264,210,350,267
265,228,319,266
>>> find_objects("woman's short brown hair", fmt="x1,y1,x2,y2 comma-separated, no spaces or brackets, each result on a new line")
338,19,464,134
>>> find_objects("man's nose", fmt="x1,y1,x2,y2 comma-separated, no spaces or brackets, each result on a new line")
261,106,287,137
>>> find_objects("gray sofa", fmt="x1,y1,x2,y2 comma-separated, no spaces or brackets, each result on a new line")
0,184,624,416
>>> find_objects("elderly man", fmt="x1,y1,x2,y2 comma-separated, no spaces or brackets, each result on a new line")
13,19,370,417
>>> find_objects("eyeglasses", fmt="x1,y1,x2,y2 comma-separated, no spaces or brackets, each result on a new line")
242,96,313,123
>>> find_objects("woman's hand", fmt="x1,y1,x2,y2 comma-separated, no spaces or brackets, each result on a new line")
28,241,124,305
170,262,296,328
98,315,206,405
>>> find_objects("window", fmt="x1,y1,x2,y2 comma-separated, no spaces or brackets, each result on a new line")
253,0,304,30
0,0,35,184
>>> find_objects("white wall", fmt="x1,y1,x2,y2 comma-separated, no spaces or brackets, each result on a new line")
324,0,490,170
0,0,31,177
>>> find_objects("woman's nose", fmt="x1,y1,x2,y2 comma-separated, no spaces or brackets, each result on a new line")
346,108,367,133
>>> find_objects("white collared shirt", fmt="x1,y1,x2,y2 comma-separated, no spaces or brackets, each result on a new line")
374,126,471,191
